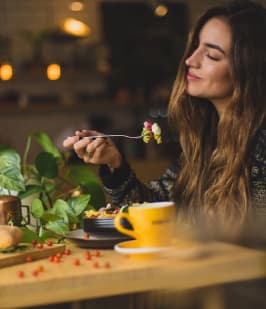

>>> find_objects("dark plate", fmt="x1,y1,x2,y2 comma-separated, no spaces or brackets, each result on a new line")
65,229,129,249
83,217,132,237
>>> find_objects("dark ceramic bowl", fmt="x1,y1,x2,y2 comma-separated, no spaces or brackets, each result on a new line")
83,217,132,237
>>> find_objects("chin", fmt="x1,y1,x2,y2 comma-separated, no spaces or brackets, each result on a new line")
186,88,203,98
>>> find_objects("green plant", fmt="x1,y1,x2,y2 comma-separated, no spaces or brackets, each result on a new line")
0,132,106,241
0,148,25,194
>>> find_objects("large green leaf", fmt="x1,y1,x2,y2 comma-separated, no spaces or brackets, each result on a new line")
35,152,58,179
67,194,91,216
0,149,21,169
41,211,61,222
81,183,106,210
20,227,42,243
0,167,25,191
0,150,25,191
52,199,72,223
67,165,106,209
45,220,69,235
20,226,53,243
18,185,43,199
31,132,62,159
68,165,100,186
31,198,44,218
56,199,79,224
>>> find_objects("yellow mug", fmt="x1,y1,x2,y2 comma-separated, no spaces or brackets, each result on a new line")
114,201,176,248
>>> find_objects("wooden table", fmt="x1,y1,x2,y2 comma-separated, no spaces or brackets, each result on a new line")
0,240,265,308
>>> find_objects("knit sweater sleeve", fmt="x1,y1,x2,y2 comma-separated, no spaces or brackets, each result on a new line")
99,158,179,206
250,122,266,210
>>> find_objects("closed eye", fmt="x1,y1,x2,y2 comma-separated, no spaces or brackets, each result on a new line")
207,54,220,61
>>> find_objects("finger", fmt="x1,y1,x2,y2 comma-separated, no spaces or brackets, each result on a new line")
83,142,106,164
74,136,105,160
83,150,94,163
73,139,91,159
85,137,108,154
88,142,107,164
63,136,79,149
75,130,90,138
75,130,102,139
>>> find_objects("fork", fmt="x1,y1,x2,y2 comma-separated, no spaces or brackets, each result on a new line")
81,134,144,140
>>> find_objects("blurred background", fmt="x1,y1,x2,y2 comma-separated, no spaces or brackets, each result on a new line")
1,0,265,173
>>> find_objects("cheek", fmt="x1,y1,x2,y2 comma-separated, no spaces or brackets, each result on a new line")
208,66,233,92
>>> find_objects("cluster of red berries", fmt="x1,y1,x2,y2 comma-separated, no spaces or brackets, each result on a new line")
31,239,53,248
72,250,110,269
16,264,44,278
16,241,111,279
48,248,71,263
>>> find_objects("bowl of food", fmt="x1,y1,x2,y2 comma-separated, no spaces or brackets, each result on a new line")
83,204,132,237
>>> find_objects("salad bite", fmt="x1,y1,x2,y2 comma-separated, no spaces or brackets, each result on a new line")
141,121,162,144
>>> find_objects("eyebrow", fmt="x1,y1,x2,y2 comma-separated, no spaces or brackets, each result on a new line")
204,42,225,55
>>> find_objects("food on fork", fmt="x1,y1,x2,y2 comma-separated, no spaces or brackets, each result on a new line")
141,121,162,144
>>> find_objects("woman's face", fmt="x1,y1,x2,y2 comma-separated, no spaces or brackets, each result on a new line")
185,17,234,109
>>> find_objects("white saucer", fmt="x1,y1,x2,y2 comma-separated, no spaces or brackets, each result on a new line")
114,240,173,258
114,239,208,259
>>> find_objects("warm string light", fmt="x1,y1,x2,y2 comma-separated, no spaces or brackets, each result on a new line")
154,4,168,17
146,0,168,17
69,1,84,12
47,63,61,80
62,18,91,37
0,63,13,80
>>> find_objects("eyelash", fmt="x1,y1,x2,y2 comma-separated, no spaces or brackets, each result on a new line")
190,44,221,61
206,54,219,61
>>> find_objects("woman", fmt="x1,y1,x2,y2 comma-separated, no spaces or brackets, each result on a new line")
63,0,266,236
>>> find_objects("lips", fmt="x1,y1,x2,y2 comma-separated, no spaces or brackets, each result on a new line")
187,71,201,81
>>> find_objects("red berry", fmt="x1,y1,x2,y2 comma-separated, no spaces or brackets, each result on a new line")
48,256,55,262
104,262,111,269
85,253,91,260
37,265,44,272
56,252,62,258
36,243,43,249
73,258,80,266
64,248,71,255
17,270,25,278
93,261,99,268
31,239,37,245
54,256,61,263
46,241,53,247
32,269,39,277
95,250,100,257
25,256,32,263
84,250,91,257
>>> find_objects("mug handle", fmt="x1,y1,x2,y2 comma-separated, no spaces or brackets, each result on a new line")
114,213,139,239
21,205,31,225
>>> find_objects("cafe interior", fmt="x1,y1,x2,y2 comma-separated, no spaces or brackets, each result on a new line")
0,1,265,309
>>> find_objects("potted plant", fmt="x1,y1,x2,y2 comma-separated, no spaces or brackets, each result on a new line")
0,131,106,242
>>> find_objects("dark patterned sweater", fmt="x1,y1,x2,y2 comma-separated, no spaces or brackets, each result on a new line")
99,122,266,215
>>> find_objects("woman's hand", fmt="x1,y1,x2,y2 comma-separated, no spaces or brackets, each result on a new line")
63,130,122,169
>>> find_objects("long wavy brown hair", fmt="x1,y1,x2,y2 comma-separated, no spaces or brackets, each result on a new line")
168,1,266,229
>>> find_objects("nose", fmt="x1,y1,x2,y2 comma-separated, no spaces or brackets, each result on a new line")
185,49,201,68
